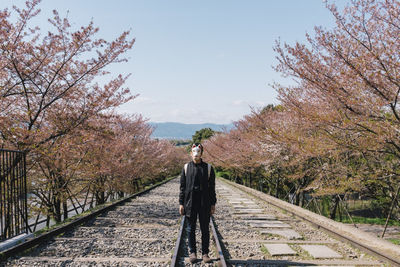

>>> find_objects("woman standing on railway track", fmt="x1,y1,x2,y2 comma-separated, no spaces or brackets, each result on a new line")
179,143,217,264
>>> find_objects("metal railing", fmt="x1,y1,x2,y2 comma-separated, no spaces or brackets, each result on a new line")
0,149,28,241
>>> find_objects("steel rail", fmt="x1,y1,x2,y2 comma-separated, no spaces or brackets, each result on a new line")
171,215,228,266
0,176,176,262
222,178,400,267
170,216,185,267
210,215,228,267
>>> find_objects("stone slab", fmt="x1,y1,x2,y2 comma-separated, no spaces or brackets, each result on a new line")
226,239,336,244
239,215,275,220
229,259,377,266
300,245,342,259
240,215,276,220
250,220,287,225
234,209,264,213
241,202,257,205
229,201,244,204
241,205,260,209
234,212,265,216
232,205,245,209
238,206,263,210
230,198,255,203
261,229,302,239
264,243,297,256
249,221,291,228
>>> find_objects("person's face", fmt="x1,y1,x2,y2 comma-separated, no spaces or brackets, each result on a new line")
191,147,202,161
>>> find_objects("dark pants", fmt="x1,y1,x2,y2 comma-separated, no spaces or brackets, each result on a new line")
186,191,210,255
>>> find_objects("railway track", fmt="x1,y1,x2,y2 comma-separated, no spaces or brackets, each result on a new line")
171,214,227,266
2,176,399,266
211,178,399,267
171,177,397,266
2,178,182,267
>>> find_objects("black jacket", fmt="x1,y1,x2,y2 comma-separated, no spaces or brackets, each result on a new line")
179,160,216,217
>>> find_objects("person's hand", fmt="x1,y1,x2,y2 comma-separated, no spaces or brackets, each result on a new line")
179,205,185,216
210,205,215,215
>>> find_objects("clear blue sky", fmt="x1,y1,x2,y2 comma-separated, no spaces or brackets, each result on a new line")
5,0,348,124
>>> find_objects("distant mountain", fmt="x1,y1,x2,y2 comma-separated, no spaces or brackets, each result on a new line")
149,122,233,139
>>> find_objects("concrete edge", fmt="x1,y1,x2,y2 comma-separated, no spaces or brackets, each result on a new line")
218,177,400,260
0,234,34,252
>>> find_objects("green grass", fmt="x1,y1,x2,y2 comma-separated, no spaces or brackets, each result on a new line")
346,199,373,210
260,244,269,255
387,238,400,245
337,216,400,226
216,171,231,179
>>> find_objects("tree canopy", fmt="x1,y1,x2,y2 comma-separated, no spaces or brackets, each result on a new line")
203,0,400,220
0,0,187,223
192,128,216,145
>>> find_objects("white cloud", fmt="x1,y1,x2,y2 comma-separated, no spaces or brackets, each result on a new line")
119,98,267,124
255,101,266,106
148,108,237,124
133,96,157,104
233,100,246,106
232,100,266,107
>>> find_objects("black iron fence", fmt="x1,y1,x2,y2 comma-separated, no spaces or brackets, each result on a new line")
0,149,28,241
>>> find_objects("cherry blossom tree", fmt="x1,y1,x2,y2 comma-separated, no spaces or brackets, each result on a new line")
206,0,400,220
273,0,400,215
0,1,187,224
0,0,135,151
29,113,187,223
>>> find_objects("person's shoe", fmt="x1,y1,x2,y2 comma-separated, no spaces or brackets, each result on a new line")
202,254,212,263
189,253,197,263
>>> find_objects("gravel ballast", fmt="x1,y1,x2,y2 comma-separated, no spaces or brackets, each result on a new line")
3,178,183,267
214,178,386,266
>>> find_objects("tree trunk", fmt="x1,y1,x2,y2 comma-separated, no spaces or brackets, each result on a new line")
330,195,340,220
275,176,280,198
63,200,68,220
52,175,66,223
54,198,62,223
299,191,305,207
96,191,105,205
295,187,301,206
249,172,252,188
134,180,139,192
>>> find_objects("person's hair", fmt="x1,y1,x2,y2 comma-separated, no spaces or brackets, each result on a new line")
191,143,203,153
